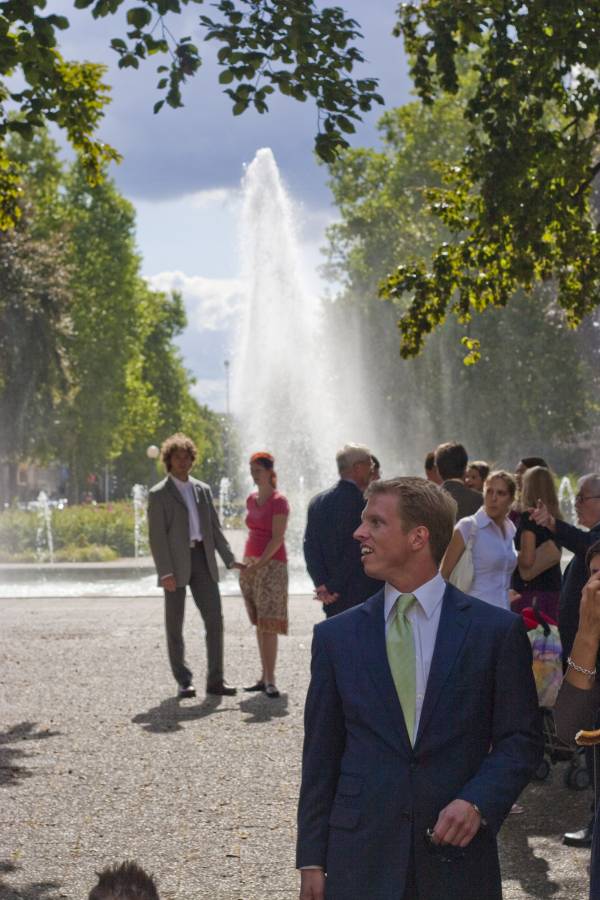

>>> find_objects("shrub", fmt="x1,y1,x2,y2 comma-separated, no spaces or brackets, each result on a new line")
0,501,144,560
54,544,119,562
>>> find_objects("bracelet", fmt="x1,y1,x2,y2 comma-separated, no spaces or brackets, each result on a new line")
567,656,597,677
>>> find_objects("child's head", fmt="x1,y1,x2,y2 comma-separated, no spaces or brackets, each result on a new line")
88,862,159,900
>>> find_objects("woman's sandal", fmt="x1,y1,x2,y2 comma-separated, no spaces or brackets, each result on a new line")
265,683,280,698
243,681,265,692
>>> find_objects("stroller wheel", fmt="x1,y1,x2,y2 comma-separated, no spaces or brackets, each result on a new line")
565,765,591,791
533,758,551,781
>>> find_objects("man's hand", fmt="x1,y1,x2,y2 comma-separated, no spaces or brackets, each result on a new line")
529,499,556,533
315,584,339,605
299,869,325,900
230,561,247,571
431,799,481,848
161,574,177,593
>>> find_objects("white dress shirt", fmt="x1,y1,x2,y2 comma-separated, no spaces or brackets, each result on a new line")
171,475,203,544
456,508,517,610
384,572,446,737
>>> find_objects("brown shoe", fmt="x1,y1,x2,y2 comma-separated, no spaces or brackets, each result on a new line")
206,681,237,696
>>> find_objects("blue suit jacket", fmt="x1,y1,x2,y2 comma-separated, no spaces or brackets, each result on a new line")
296,583,543,900
303,479,382,613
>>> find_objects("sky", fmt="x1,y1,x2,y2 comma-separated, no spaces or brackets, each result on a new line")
55,2,414,410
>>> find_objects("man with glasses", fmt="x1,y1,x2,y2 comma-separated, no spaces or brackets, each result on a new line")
532,473,600,848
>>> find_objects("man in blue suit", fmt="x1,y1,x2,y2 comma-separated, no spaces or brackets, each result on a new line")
303,443,383,617
297,477,542,900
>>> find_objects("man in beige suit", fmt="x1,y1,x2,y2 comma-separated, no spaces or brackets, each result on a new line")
148,433,244,698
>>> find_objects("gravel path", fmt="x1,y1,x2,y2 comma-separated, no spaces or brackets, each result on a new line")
0,593,593,899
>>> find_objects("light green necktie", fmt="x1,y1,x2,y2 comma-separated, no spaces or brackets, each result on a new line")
386,593,417,743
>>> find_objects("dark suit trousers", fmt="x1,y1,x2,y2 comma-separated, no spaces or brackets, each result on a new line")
164,543,224,688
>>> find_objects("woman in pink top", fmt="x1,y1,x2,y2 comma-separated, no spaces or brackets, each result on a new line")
239,451,289,698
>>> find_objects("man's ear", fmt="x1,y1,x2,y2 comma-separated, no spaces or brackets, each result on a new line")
410,525,430,552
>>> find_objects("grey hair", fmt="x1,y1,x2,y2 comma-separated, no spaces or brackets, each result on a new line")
580,474,600,494
336,443,372,474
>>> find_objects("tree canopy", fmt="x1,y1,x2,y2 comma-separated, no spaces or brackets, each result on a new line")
383,2,600,356
0,0,383,227
0,131,224,503
324,83,599,468
2,2,600,356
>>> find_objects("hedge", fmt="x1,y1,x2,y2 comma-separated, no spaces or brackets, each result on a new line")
0,502,145,561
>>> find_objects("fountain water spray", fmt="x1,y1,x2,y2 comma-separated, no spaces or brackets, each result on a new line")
231,148,377,486
132,484,148,558
35,490,54,563
558,476,577,525
230,149,380,576
218,476,231,526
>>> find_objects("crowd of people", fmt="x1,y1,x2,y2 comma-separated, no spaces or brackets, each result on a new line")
142,432,600,900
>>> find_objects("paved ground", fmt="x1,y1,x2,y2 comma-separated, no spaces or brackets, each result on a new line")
0,593,594,899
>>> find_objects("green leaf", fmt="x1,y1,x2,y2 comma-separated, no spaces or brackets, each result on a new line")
126,7,152,29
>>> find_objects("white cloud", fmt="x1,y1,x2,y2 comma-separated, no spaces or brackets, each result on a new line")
189,188,238,209
145,270,242,332
191,378,226,410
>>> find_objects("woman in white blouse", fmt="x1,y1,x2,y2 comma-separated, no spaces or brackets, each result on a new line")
441,470,518,610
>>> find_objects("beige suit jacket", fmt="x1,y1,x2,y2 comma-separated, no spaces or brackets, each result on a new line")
148,475,235,587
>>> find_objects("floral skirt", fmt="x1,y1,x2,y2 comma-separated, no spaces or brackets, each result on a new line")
239,557,289,635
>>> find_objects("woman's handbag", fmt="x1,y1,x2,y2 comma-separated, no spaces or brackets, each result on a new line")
448,518,476,593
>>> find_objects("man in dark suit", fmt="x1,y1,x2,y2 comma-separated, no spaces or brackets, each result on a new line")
303,443,383,617
435,441,483,519
148,432,244,698
297,477,542,900
532,473,600,847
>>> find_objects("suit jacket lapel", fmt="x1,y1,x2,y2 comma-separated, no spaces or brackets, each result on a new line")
166,477,187,509
359,591,413,753
415,585,471,745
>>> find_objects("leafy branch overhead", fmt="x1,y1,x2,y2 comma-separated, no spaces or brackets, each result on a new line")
382,2,600,358
0,0,383,228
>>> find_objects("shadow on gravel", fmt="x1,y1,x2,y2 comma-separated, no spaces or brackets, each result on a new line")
132,695,232,733
0,723,59,788
500,818,559,897
0,860,61,900
239,693,289,724
498,778,591,897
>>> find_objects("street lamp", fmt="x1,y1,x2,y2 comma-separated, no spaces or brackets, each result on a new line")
223,360,230,477
146,444,160,487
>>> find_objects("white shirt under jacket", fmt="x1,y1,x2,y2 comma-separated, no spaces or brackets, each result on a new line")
384,571,446,738
171,475,203,544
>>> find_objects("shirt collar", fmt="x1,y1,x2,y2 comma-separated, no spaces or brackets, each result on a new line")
384,572,446,623
170,474,192,489
473,507,492,528
473,506,515,536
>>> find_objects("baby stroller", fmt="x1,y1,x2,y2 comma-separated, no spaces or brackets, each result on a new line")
522,605,590,790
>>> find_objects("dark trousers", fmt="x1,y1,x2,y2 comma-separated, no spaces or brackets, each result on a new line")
164,543,224,688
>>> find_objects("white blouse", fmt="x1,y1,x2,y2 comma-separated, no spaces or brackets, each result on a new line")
456,508,517,610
